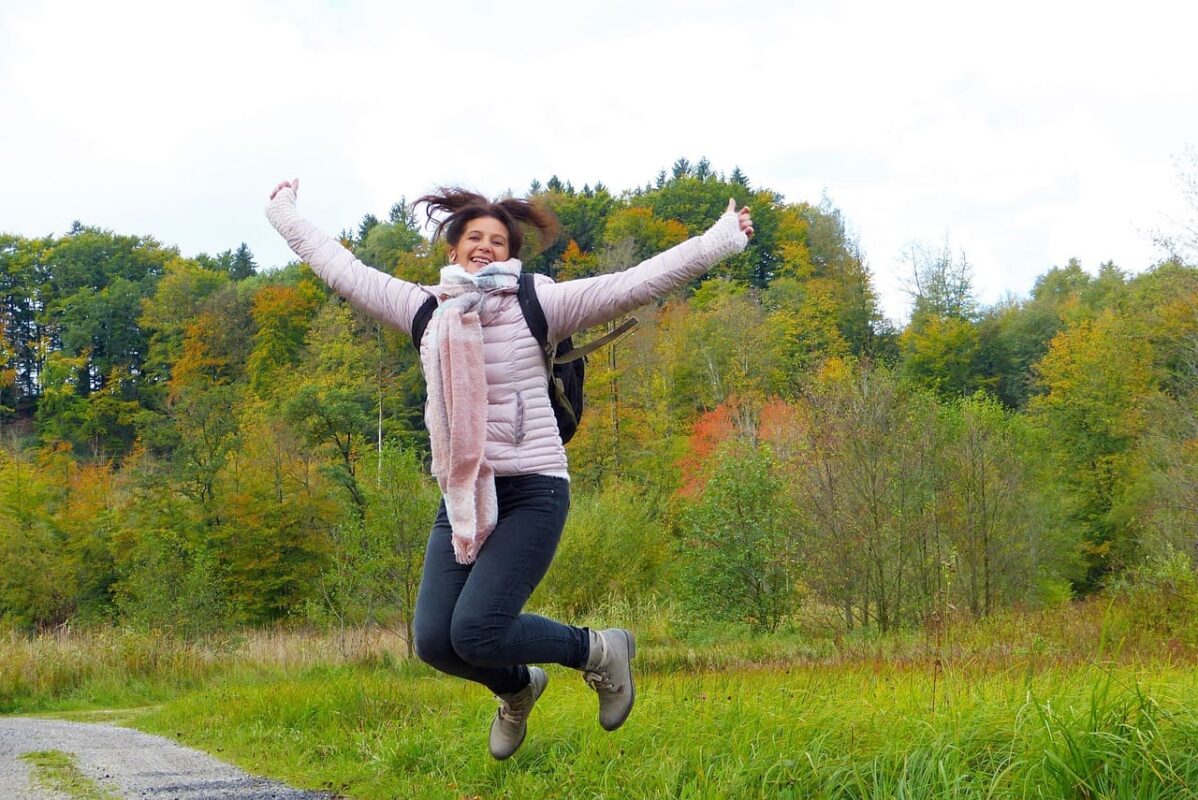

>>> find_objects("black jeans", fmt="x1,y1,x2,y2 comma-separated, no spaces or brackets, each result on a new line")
412,474,590,695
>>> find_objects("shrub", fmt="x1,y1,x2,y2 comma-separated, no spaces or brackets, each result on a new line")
675,443,798,632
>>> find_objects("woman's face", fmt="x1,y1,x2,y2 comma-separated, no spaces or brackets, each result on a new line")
451,216,511,273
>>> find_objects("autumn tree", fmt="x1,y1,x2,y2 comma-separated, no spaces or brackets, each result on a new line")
245,281,324,397
900,241,989,397
139,256,231,389
1031,309,1156,586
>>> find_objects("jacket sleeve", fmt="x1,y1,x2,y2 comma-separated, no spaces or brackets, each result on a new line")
264,187,428,334
536,210,748,342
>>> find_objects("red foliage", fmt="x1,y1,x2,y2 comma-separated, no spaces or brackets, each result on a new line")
676,402,736,498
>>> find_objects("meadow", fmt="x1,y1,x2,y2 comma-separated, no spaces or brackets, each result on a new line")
5,596,1198,799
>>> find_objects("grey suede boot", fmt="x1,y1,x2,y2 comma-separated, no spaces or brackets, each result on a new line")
489,666,547,760
582,628,636,731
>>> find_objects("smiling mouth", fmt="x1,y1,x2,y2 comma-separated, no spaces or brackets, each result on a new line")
471,256,492,266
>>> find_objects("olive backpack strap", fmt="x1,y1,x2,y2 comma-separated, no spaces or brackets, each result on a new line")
552,317,638,363
516,272,638,363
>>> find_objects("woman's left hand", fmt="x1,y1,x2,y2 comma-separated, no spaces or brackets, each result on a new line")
726,198,754,238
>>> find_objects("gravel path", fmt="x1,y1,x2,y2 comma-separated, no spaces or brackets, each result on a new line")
0,717,337,799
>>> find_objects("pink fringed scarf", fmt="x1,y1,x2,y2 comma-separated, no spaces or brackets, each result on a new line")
421,262,521,564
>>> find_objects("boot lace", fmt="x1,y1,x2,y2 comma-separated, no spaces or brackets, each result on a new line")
496,688,534,724
584,669,621,693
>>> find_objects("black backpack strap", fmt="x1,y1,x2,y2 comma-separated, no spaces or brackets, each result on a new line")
516,273,552,357
410,294,439,350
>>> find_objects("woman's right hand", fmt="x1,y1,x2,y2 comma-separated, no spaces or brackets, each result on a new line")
270,178,300,200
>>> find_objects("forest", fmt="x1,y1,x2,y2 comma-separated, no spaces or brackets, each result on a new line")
2,156,1197,647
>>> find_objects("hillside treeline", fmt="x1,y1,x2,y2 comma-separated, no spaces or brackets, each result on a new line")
1,159,1196,641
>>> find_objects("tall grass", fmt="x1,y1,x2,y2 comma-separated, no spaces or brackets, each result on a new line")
7,591,1198,798
4,591,1196,715
125,660,1198,799
0,625,407,713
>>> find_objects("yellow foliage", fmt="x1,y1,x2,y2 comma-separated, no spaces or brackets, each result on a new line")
603,207,688,258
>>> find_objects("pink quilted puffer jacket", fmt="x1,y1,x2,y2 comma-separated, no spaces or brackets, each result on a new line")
266,188,747,479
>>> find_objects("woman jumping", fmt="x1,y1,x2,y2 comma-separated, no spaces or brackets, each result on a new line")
266,179,752,759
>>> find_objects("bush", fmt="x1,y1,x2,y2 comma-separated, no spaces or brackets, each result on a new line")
1109,546,1198,646
531,479,666,617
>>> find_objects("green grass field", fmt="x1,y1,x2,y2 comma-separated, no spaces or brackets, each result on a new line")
5,600,1198,799
126,660,1198,799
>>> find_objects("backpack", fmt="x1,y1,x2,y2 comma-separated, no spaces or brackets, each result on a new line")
410,273,636,444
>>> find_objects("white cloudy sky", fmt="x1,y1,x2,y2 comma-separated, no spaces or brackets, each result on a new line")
1,0,1195,321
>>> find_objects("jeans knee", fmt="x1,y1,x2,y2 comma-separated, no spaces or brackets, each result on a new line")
413,625,455,670
450,614,506,667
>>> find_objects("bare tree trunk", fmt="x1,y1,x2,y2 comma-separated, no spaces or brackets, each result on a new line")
376,324,384,483
609,323,620,468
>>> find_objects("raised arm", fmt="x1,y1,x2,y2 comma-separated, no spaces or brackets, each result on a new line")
538,199,753,341
264,179,429,334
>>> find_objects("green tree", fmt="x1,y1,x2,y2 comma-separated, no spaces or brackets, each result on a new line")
529,184,616,275
229,243,257,281
201,402,336,624
0,447,73,628
900,241,988,397
309,444,438,651
282,302,375,516
355,205,423,270
109,457,231,635
0,234,53,414
791,361,934,631
902,314,988,397
44,225,172,397
677,443,797,632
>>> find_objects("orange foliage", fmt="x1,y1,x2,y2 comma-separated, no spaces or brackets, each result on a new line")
675,402,736,498
558,239,599,281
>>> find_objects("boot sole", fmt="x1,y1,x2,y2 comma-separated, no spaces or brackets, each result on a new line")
491,725,525,761
602,629,636,731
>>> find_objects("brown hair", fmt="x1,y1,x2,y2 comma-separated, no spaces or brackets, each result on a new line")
413,187,559,259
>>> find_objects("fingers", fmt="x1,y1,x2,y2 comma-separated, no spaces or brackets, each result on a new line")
737,205,754,238
727,197,754,237
269,178,300,200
